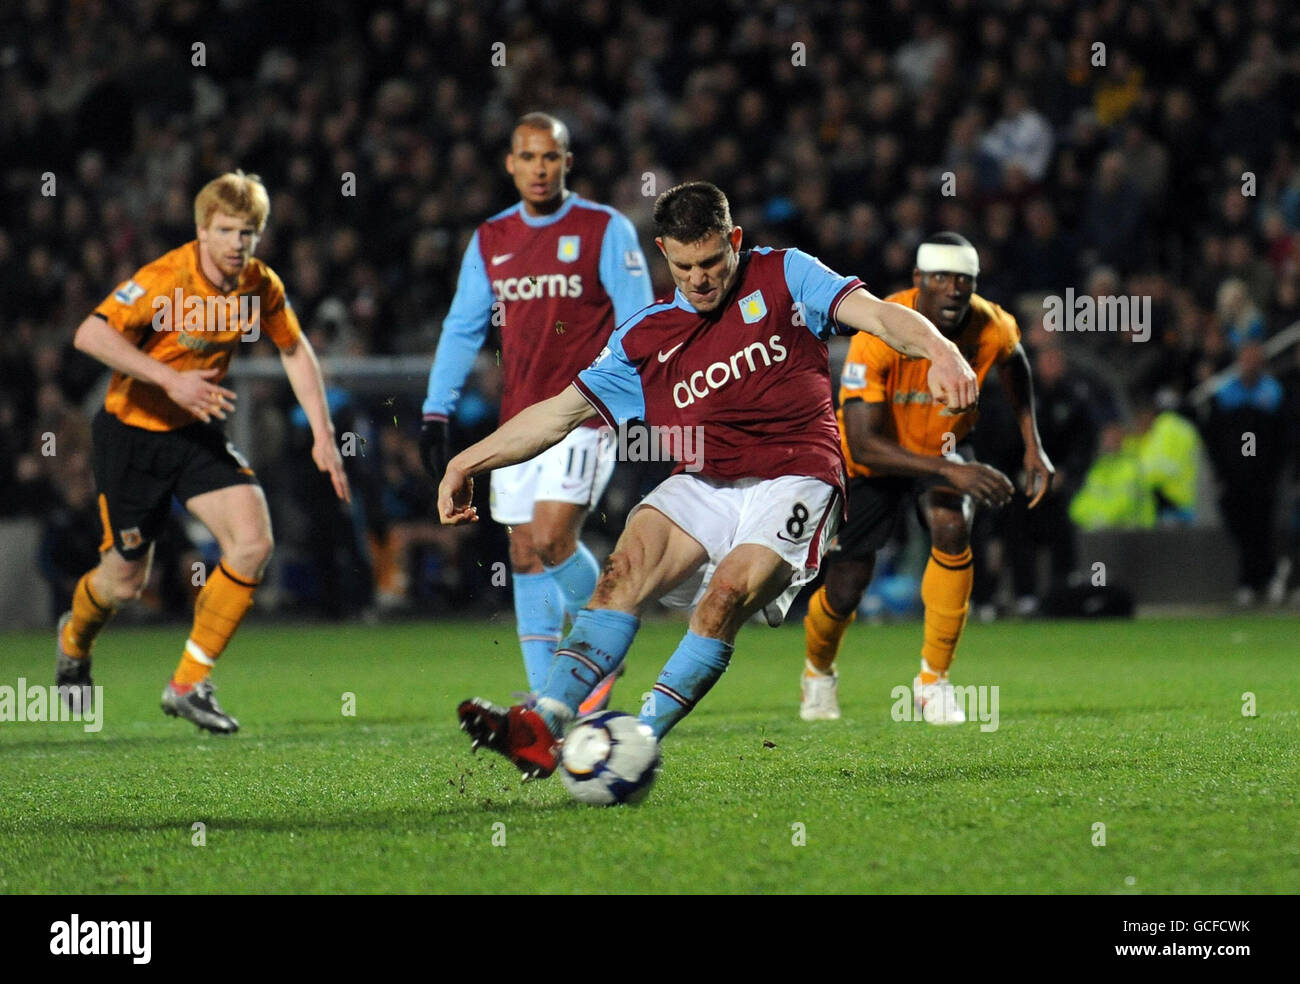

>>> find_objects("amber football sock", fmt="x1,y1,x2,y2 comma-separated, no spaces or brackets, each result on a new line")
62,572,116,658
803,585,856,675
919,546,973,682
173,562,259,690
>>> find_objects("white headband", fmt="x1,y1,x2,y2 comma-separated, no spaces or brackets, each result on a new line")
916,242,979,277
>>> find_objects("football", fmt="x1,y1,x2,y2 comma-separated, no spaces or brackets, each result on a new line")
559,711,661,806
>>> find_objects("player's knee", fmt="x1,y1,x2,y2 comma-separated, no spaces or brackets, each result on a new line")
825,579,866,617
930,518,970,554
253,531,275,565
508,540,541,573
507,525,545,573
695,579,747,636
824,562,870,615
102,563,147,602
590,550,635,606
228,530,274,574
533,531,578,569
108,580,145,603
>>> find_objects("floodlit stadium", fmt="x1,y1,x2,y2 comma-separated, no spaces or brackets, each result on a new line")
0,0,1296,929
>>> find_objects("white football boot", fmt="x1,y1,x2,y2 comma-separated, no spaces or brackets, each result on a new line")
913,674,966,725
800,665,841,721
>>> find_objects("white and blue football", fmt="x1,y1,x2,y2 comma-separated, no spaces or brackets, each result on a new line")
560,711,661,806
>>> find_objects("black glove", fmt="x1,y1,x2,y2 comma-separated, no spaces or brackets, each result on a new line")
419,415,452,480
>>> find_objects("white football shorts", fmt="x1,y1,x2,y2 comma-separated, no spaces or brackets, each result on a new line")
489,425,617,524
631,473,841,625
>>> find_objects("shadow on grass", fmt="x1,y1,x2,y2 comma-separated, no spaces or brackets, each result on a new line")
0,796,576,836
0,718,470,752
1007,704,1214,719
271,714,457,729
0,733,227,753
835,752,1137,788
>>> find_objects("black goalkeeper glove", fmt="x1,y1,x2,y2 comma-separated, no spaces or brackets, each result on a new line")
419,415,452,480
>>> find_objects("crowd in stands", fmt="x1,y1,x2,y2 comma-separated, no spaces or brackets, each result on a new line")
3,0,1299,619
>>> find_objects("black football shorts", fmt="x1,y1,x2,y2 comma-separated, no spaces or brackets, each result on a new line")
832,444,975,561
92,409,258,559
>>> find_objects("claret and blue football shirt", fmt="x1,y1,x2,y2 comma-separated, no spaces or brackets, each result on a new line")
574,247,863,490
424,193,652,425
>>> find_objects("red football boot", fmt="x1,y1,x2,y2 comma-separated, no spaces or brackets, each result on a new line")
457,698,559,780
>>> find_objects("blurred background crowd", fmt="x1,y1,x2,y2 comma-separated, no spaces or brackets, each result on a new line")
2,0,1299,624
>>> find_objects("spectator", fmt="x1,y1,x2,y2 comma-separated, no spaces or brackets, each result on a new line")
37,437,100,621
1277,343,1300,602
978,86,1054,187
1,1,1298,618
1132,389,1203,524
1013,198,1078,293
1216,278,1267,349
1069,422,1156,531
1201,343,1286,603
1082,151,1146,273
1003,343,1096,611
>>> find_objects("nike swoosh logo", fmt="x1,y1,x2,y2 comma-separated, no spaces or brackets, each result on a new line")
657,343,684,363
491,253,514,266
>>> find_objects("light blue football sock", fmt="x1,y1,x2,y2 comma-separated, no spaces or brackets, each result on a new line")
545,542,600,619
512,570,564,692
639,631,733,739
536,608,640,734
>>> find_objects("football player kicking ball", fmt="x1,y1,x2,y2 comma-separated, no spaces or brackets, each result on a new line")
438,182,979,779
56,171,350,733
421,112,651,711
799,233,1053,724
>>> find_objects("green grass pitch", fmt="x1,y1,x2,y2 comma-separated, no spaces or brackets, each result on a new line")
1,615,1296,894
